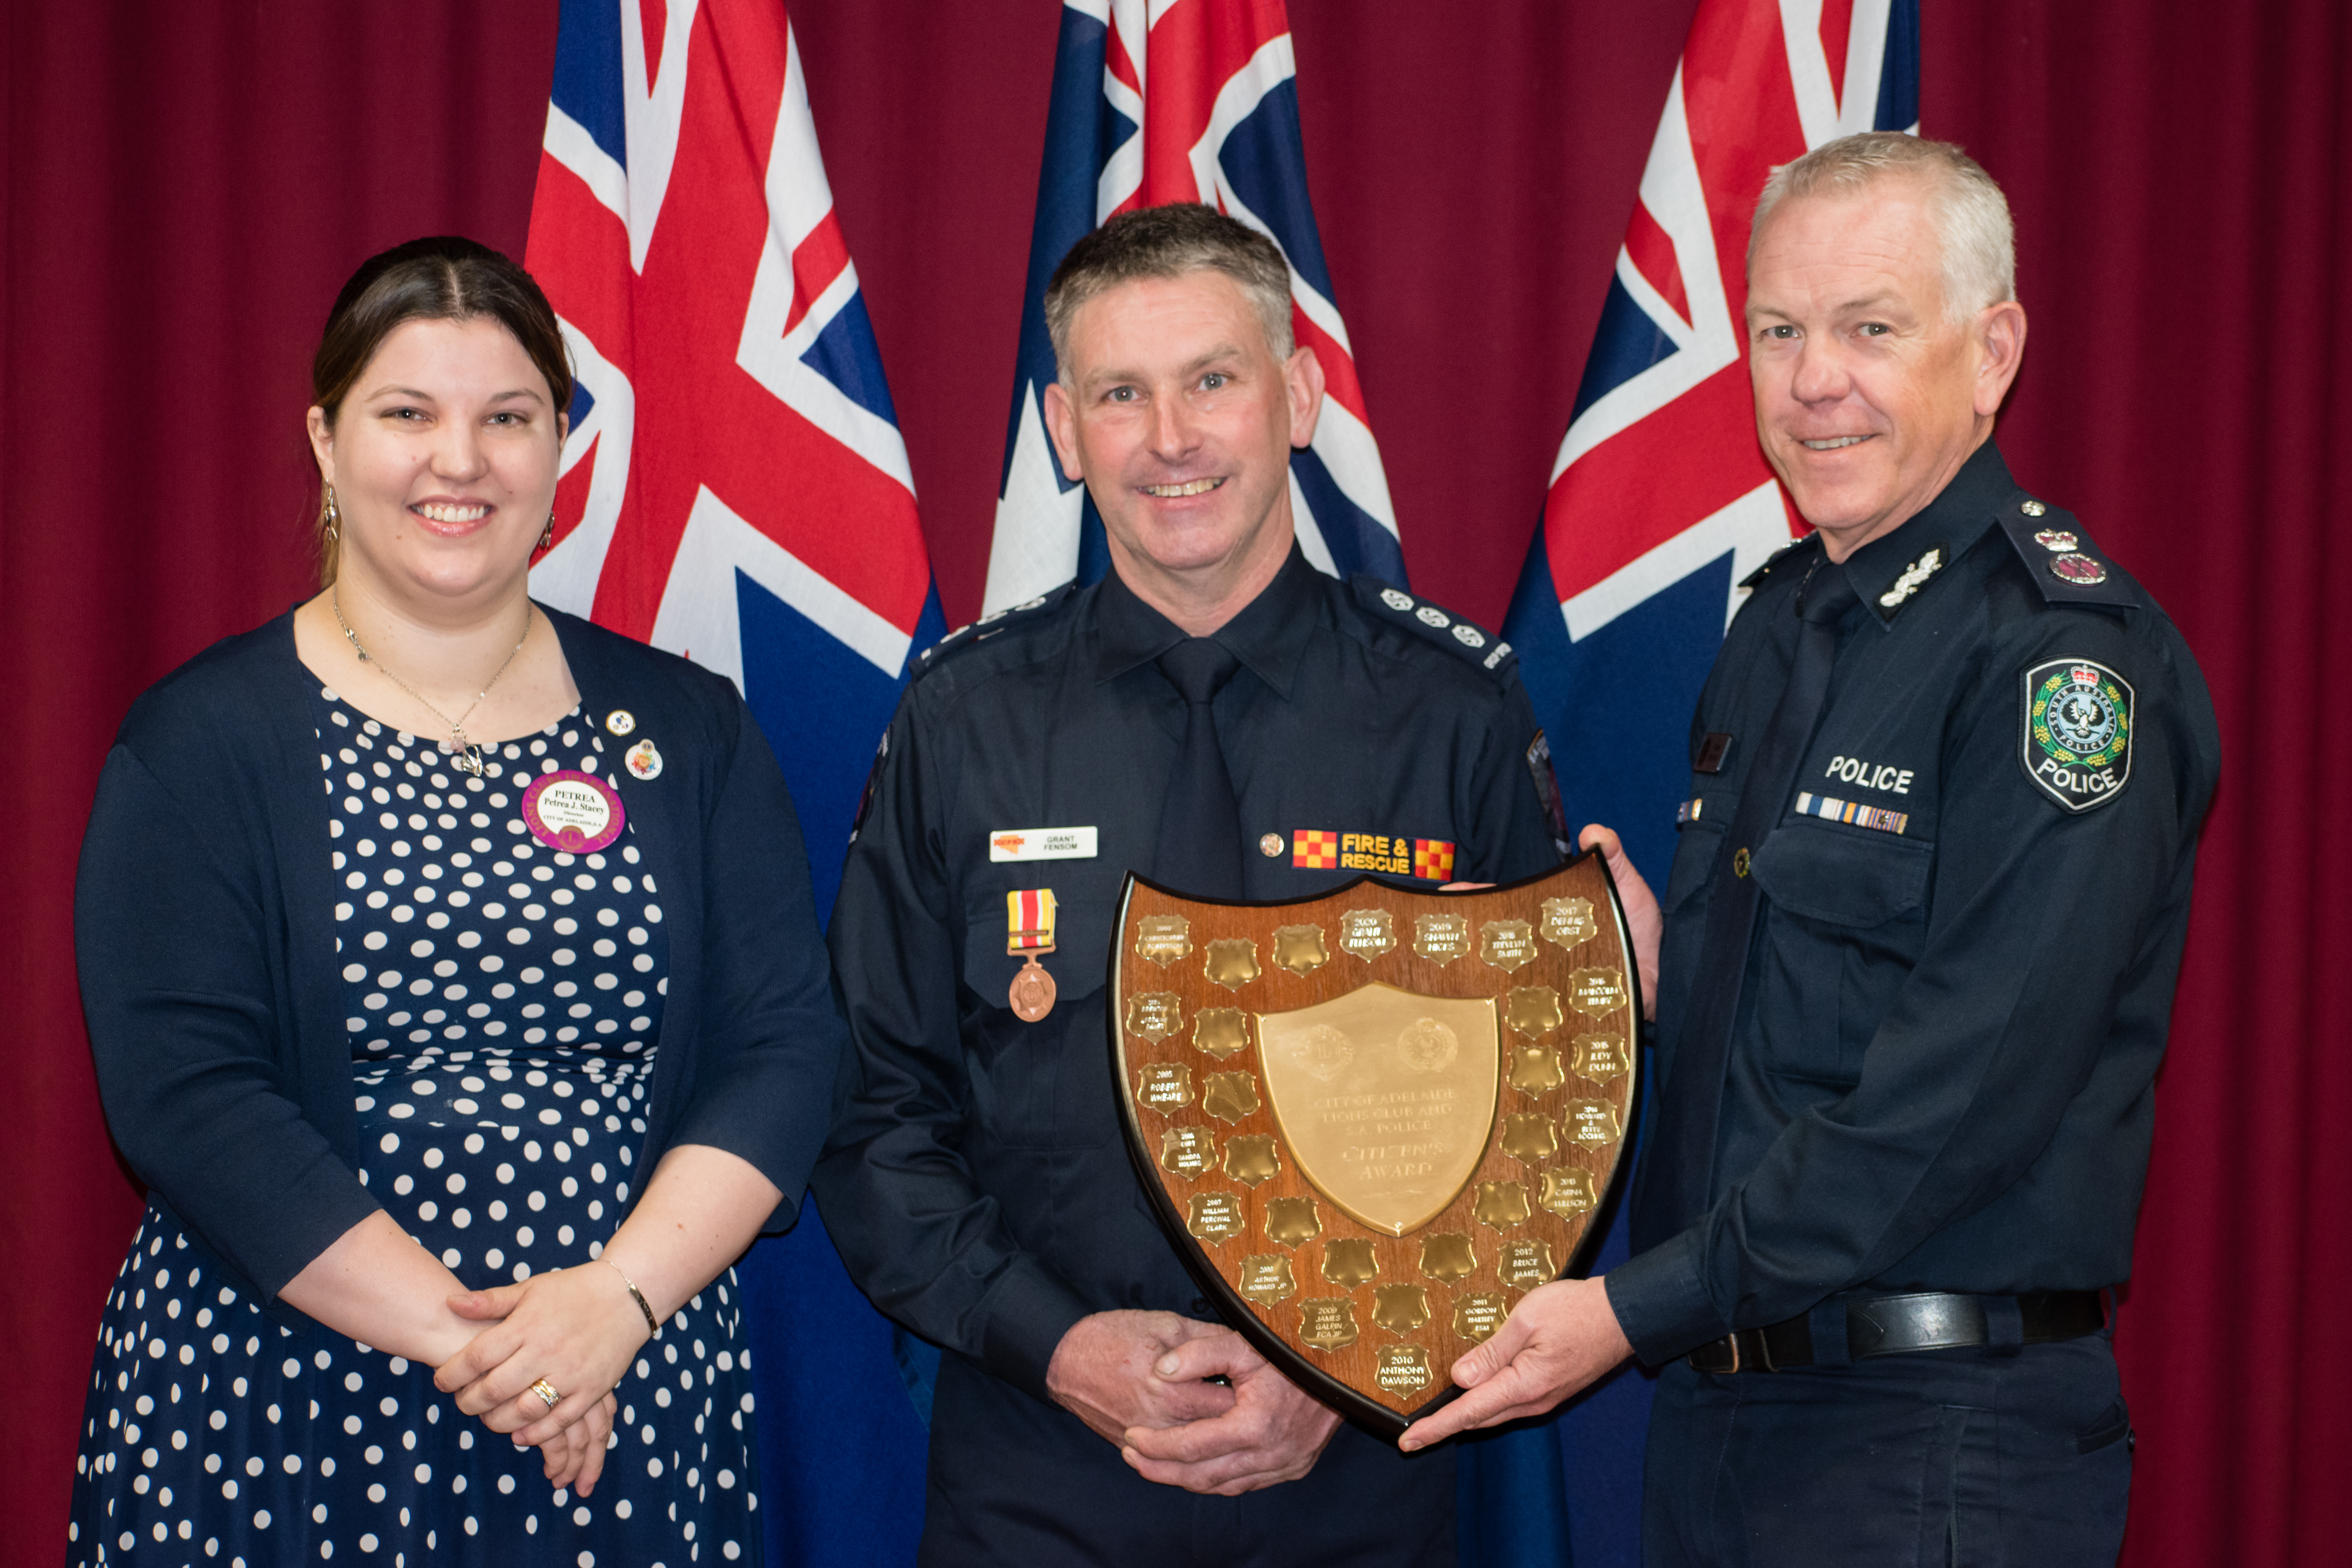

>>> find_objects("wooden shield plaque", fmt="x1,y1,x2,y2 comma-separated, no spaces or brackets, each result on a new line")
1111,854,1640,1442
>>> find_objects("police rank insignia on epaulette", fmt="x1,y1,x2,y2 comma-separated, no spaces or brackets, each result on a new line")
2003,499,2129,602
2021,658,2134,812
1877,544,1945,611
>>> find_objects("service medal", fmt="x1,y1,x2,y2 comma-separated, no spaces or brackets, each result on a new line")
1006,888,1059,1022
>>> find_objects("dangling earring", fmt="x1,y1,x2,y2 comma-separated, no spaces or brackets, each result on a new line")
322,484,341,544
538,511,556,552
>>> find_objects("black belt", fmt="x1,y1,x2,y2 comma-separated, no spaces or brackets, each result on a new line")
1687,1290,2106,1374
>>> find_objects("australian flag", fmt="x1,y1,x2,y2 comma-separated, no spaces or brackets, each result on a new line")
525,2,943,1563
1500,3,1918,1564
983,0,1406,613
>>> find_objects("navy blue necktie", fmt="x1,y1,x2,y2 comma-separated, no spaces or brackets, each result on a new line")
1154,638,1245,899
1640,562,1860,1239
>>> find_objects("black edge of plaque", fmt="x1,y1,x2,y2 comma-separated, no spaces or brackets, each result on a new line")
1105,850,1642,1446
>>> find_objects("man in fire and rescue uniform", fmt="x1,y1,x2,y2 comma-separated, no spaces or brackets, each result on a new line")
816,203,1574,1564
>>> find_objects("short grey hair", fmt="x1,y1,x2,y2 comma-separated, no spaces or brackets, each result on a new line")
1044,203,1295,377
1750,133,2017,320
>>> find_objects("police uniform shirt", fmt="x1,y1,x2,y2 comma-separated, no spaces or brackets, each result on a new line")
1607,441,2221,1364
818,545,1560,1400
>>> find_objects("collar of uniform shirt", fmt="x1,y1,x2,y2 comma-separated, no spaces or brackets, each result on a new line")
1836,437,2018,627
1089,541,1323,698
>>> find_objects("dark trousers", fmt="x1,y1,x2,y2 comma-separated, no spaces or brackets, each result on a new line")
919,1351,1457,1567
1644,1332,2133,1567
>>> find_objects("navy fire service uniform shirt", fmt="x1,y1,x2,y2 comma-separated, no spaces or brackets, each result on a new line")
1607,441,2221,1363
816,545,1561,1563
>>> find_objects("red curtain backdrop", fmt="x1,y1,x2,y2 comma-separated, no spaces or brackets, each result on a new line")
4,2,2343,1561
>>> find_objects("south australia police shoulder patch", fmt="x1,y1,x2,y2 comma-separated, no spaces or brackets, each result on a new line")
2020,658,2134,812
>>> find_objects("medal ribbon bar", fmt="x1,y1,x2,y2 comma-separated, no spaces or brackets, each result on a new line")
1006,888,1058,953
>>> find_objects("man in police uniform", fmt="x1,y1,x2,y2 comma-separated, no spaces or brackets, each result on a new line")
1401,135,2220,1565
814,204,1565,1564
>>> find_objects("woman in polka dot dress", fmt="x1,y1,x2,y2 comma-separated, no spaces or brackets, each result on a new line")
68,239,846,1565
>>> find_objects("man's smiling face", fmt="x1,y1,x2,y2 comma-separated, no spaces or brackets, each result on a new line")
1745,178,2022,558
1043,269,1319,601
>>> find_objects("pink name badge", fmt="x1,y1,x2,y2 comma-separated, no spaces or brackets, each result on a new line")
521,770,626,853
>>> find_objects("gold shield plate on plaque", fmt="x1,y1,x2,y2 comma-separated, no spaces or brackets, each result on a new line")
1479,920,1537,973
1135,915,1192,965
1236,1255,1297,1304
1160,1126,1214,1176
1263,1196,1320,1246
1255,981,1500,1237
1299,1298,1360,1351
1338,908,1396,960
1223,1135,1280,1187
1567,968,1628,1017
1418,1232,1476,1283
1375,1345,1433,1394
1571,1032,1629,1081
1372,1284,1430,1336
1565,1099,1623,1147
1454,1293,1509,1343
1541,897,1598,948
1135,1062,1192,1112
1474,1180,1530,1230
1273,924,1330,975
1128,993,1182,1042
1193,1008,1250,1059
1204,1071,1262,1124
1498,1239,1555,1288
1413,913,1471,963
1320,1238,1379,1289
1205,938,1261,989
1541,1167,1597,1216
1505,986,1563,1039
1187,1192,1246,1241
1500,1113,1558,1162
1508,1044,1564,1094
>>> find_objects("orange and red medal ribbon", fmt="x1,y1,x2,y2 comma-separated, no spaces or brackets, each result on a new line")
1005,889,1058,1021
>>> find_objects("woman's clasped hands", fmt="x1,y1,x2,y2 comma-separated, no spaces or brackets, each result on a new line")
433,1259,658,1495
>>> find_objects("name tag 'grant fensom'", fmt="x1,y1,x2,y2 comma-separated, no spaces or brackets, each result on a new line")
989,827,1099,863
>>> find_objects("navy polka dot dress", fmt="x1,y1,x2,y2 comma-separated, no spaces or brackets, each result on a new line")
68,689,762,1566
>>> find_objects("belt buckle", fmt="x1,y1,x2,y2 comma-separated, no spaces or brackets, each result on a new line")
1688,1334,1740,1374
1691,1329,1780,1374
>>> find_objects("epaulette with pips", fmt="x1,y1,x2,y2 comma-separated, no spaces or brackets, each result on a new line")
1349,575,1518,684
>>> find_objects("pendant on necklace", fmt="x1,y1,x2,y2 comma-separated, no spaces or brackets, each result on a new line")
442,732,487,777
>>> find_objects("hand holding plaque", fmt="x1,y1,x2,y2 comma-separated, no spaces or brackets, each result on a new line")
1111,853,1642,1443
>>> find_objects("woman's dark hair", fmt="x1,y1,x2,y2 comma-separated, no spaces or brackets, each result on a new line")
309,237,574,581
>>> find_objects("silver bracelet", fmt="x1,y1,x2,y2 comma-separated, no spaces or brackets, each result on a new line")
604,1258,661,1338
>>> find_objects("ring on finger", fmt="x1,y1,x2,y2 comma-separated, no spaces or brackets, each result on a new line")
529,1377,561,1411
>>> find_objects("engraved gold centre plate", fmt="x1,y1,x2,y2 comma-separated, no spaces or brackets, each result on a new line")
1255,982,1500,1237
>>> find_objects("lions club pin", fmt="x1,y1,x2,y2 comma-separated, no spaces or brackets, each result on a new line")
624,739,663,780
520,770,626,854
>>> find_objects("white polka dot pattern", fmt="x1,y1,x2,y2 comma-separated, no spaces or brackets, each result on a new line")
65,689,757,1564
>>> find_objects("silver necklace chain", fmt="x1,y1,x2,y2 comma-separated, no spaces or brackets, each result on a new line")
330,588,532,777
